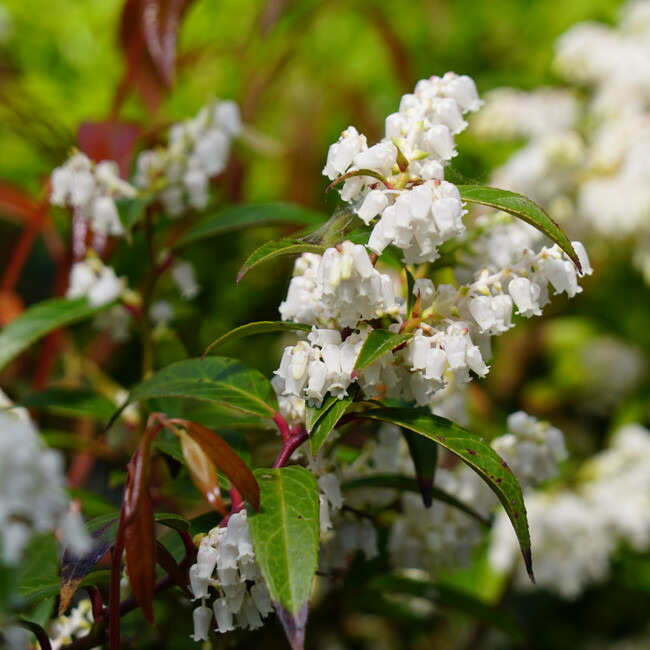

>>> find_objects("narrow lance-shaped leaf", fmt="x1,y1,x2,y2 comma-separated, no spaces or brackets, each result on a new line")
248,467,320,650
307,388,358,457
359,407,533,581
0,297,114,373
112,357,279,426
238,238,326,283
353,330,413,373
202,321,312,358
121,442,156,623
176,202,326,248
59,516,119,614
457,185,581,271
167,419,260,511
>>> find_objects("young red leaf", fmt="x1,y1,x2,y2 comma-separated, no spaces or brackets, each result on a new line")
168,419,260,511
121,445,156,622
78,122,141,178
179,430,227,514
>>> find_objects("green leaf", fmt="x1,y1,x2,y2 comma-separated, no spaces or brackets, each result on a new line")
341,474,489,526
249,467,320,650
202,321,312,357
457,185,581,271
307,387,358,457
405,268,416,319
20,388,117,420
370,574,525,642
402,429,438,508
237,238,326,283
155,513,191,533
115,196,151,232
176,202,326,248
359,407,533,581
0,297,112,373
16,534,60,606
114,357,279,423
353,330,413,372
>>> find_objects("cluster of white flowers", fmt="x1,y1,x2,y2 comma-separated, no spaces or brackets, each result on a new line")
490,423,650,599
473,0,650,281
0,390,90,565
273,73,591,415
47,599,98,650
492,411,568,488
276,236,591,411
188,511,273,641
66,254,125,307
325,72,482,264
135,99,242,216
50,152,137,237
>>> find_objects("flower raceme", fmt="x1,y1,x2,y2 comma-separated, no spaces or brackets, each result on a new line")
274,75,592,414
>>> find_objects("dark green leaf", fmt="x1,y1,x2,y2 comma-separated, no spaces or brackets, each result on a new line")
359,408,533,581
155,513,190,533
115,196,151,232
0,297,112,373
202,321,312,357
308,387,358,457
114,357,279,423
237,238,326,283
353,330,412,372
457,185,580,271
370,574,525,642
176,202,326,248
341,474,489,525
405,268,416,319
16,534,59,606
402,429,438,508
20,388,117,420
249,467,320,650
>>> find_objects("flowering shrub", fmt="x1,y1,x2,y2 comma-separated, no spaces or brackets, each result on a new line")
0,57,595,649
11,0,650,644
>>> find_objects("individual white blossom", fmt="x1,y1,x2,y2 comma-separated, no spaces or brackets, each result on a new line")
171,259,201,300
50,153,136,237
0,390,90,565
66,256,125,307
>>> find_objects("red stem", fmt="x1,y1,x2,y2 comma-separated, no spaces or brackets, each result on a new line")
273,430,309,468
273,412,291,442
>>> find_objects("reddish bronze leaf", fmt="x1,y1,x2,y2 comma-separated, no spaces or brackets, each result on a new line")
122,443,156,622
117,0,195,111
168,419,260,511
77,122,141,178
179,430,227,515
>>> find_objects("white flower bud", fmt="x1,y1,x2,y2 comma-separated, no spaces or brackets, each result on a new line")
213,598,235,633
190,605,213,642
196,545,219,580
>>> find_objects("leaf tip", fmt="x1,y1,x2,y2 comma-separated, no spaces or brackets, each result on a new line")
523,548,535,584
276,602,308,650
418,479,433,508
